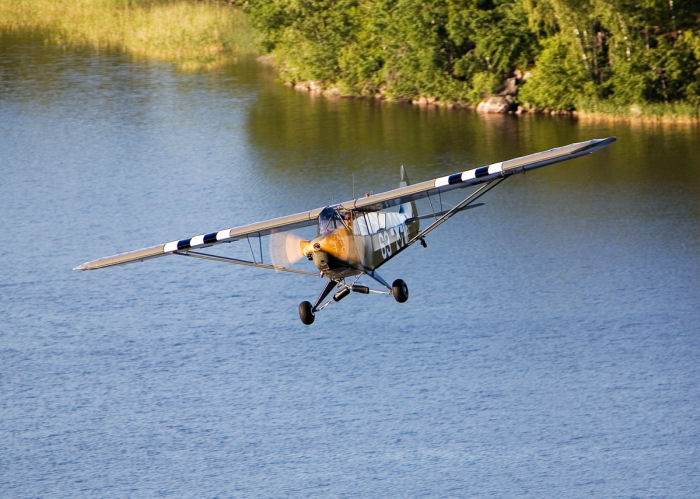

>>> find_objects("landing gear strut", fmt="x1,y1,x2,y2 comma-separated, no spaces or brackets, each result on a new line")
299,279,337,325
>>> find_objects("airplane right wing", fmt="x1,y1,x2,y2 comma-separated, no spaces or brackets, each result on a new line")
340,137,616,213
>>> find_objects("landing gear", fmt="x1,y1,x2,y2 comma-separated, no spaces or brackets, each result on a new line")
391,279,409,303
299,280,336,325
299,300,315,325
299,275,408,324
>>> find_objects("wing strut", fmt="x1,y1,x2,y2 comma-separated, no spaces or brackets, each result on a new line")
174,250,318,276
375,177,506,270
411,177,505,243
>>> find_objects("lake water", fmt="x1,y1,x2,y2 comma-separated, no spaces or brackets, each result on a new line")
1,35,699,496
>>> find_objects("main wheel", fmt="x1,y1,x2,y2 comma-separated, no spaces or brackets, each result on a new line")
391,279,409,303
299,300,315,325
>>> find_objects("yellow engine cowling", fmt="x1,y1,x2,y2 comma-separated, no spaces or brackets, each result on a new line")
301,229,351,261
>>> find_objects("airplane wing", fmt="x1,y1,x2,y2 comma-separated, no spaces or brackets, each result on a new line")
75,208,324,270
340,137,616,212
75,137,615,271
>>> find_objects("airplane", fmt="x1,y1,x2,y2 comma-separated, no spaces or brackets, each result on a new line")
75,137,616,324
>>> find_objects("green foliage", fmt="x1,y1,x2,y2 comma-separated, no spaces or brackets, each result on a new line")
247,0,360,82
519,34,590,110
517,0,700,114
246,0,700,117
247,0,539,103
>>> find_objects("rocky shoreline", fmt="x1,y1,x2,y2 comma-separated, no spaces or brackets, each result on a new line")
284,77,698,123
287,77,525,113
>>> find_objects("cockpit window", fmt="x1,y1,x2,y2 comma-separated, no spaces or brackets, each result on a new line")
319,207,345,233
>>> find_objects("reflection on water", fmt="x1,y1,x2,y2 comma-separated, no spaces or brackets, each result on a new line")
1,34,699,496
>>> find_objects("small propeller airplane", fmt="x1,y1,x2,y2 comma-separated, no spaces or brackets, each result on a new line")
76,137,615,324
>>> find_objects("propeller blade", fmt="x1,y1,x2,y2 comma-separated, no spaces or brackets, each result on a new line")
270,231,307,268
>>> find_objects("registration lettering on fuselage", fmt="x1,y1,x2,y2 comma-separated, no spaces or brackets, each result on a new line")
378,220,409,259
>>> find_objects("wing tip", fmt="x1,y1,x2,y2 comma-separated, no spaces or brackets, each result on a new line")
583,136,616,154
75,261,101,270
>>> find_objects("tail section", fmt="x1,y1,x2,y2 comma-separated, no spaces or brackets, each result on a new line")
399,165,419,229
399,164,410,187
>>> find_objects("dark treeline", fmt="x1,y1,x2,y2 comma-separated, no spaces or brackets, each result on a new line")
246,0,700,117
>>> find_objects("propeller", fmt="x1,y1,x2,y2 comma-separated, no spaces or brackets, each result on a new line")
270,229,353,268
269,231,309,268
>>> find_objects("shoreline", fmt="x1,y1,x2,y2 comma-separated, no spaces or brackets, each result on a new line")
283,75,700,125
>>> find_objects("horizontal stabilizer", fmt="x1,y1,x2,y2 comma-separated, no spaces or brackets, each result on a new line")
408,203,484,223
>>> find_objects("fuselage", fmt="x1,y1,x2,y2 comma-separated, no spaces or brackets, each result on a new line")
303,204,420,279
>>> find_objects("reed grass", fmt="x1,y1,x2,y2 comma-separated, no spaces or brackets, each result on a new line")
573,99,700,124
0,0,258,70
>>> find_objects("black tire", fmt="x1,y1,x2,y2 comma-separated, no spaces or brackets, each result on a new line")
299,301,315,325
391,279,409,303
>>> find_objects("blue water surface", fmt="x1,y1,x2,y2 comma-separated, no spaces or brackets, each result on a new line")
1,39,699,497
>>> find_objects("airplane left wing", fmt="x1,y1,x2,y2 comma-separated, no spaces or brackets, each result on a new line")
75,208,323,270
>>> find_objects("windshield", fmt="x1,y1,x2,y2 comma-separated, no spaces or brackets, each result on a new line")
318,207,345,233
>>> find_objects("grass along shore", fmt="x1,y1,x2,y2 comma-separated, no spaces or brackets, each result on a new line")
0,0,257,70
